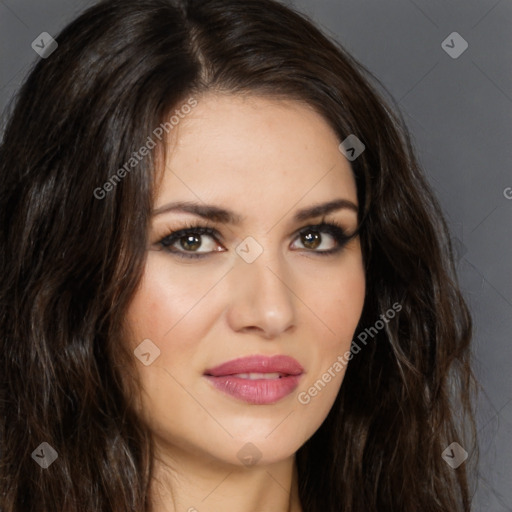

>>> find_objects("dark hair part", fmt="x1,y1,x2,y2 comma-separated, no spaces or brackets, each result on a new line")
0,0,478,510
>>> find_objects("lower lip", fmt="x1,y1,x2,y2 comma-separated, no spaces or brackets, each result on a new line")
204,374,302,404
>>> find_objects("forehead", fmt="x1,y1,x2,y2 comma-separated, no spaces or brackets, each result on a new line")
154,93,357,216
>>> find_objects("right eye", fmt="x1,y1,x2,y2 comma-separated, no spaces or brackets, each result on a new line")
158,225,226,259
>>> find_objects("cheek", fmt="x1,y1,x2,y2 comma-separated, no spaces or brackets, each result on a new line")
330,272,365,342
122,257,207,427
305,255,365,347
297,251,365,408
125,254,215,347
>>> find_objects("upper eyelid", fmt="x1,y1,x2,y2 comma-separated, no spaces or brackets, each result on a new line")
160,221,346,237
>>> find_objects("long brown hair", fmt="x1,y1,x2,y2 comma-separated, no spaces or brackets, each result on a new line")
0,0,478,510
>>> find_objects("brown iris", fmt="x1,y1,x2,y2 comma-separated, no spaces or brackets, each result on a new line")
301,230,321,250
181,234,202,251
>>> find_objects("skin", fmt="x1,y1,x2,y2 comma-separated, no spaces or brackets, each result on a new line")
123,93,366,512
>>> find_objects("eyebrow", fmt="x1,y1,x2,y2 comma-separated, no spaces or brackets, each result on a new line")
152,198,358,224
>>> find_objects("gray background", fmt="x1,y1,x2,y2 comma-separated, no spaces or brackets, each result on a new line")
1,0,511,509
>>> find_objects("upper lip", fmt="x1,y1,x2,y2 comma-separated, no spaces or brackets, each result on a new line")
204,354,304,377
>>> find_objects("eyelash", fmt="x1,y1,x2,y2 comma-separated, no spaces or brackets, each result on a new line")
156,221,352,260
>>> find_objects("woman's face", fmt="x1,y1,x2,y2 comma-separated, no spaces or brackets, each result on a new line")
124,93,365,468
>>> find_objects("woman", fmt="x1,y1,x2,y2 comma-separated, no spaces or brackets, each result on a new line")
0,0,478,510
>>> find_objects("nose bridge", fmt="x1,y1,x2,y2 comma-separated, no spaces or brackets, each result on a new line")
227,237,296,337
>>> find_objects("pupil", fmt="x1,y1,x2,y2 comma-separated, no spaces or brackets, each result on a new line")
302,231,320,249
182,234,201,251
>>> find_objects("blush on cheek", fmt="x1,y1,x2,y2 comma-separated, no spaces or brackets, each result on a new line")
132,260,184,336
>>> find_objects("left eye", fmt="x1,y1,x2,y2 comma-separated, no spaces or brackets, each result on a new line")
292,228,337,252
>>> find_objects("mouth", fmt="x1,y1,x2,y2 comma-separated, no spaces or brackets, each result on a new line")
204,354,304,405
222,372,286,379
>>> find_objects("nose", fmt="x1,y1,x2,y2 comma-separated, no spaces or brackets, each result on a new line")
226,247,296,339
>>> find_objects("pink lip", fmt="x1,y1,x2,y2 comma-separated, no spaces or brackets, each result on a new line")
204,355,304,405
